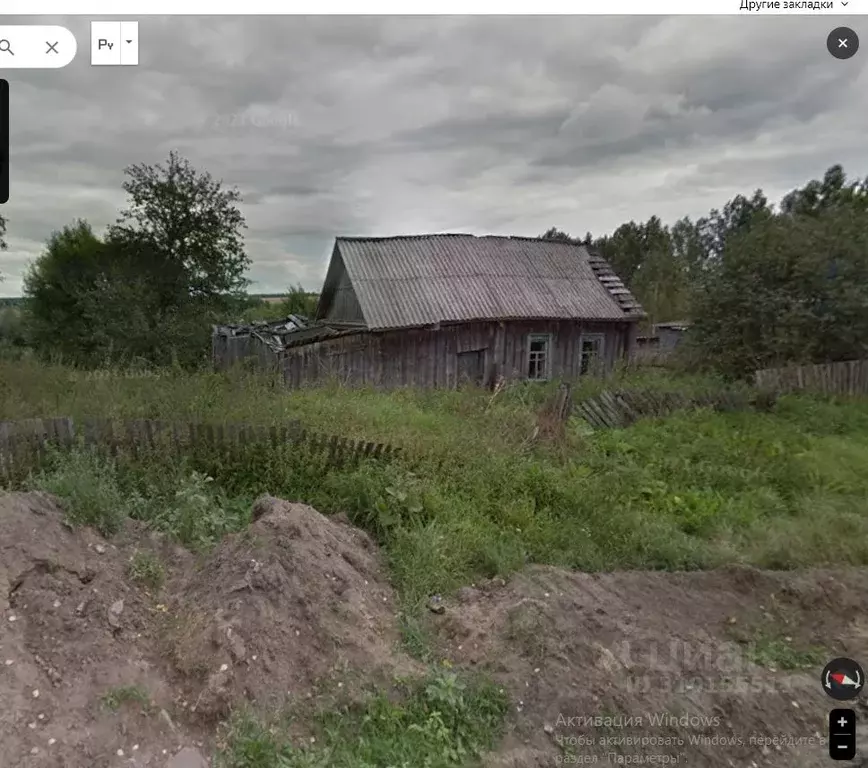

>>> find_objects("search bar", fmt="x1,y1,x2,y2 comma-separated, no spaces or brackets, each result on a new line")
0,26,76,69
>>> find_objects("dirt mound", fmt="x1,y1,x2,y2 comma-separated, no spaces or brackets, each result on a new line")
6,488,868,767
0,491,202,767
431,565,868,768
164,495,411,721
0,491,412,767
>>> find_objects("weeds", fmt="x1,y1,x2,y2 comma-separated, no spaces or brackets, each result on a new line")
146,472,239,551
25,450,128,536
100,684,151,712
742,634,826,671
128,550,166,591
216,669,508,768
398,610,434,662
26,451,251,550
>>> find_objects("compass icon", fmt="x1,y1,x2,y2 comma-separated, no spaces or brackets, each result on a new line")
822,658,864,701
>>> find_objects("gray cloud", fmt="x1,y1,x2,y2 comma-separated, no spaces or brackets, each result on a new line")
1,15,865,295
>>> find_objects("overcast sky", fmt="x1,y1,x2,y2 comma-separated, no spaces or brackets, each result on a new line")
0,15,865,296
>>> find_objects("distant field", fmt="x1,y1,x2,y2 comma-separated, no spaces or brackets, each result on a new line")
247,293,318,306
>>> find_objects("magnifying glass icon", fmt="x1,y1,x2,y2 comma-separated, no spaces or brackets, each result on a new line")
0,40,14,55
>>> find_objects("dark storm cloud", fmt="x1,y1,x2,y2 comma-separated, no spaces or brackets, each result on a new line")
1,15,865,295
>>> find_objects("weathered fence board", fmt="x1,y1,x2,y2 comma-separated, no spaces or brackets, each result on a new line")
0,416,399,481
575,387,755,430
755,360,868,397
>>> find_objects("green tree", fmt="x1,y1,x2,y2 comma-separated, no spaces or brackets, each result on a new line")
669,216,708,284
280,283,318,317
109,150,250,309
24,220,109,362
628,217,686,325
539,228,594,245
780,164,868,217
591,217,693,325
25,222,213,366
690,203,868,377
695,189,772,264
25,154,251,367
0,305,25,353
593,221,648,286
540,227,579,243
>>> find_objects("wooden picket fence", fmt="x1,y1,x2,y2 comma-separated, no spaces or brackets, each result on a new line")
754,359,868,397
575,387,758,430
0,416,400,481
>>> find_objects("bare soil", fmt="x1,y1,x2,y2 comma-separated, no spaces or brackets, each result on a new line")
431,566,868,767
0,492,409,767
2,490,867,767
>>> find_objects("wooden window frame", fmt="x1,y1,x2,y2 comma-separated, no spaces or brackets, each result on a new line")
526,333,552,381
579,333,605,375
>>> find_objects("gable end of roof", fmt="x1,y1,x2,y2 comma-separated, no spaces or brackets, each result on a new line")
326,234,645,328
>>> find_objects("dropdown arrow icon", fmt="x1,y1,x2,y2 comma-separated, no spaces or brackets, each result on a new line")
126,39,132,43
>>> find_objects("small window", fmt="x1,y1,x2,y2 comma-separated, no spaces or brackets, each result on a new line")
457,348,486,386
527,334,551,380
579,334,604,375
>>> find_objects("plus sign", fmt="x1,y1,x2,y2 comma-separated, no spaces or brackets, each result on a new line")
839,716,849,728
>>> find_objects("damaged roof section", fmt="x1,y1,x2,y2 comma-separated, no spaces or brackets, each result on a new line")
214,315,312,352
212,315,365,359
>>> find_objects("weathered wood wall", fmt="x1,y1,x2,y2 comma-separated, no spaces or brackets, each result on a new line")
283,320,632,389
755,359,868,396
212,332,282,372
656,327,685,350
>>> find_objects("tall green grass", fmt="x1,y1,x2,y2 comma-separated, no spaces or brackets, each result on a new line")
6,361,868,608
0,359,732,458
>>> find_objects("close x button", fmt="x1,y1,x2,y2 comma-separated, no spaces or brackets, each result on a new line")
829,708,856,761
827,27,859,60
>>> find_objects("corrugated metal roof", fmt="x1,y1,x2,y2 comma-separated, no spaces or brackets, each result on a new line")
330,234,645,331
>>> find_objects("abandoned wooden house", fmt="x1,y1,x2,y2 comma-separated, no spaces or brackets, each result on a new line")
215,234,646,388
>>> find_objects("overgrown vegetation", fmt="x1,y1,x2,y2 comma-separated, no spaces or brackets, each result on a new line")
8,362,868,610
25,449,251,551
216,670,508,768
25,449,129,537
